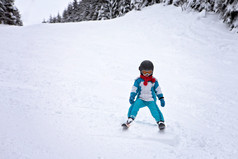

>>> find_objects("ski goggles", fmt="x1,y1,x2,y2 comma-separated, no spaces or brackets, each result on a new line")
141,70,153,75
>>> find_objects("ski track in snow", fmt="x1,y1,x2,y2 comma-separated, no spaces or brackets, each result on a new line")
1,4,238,159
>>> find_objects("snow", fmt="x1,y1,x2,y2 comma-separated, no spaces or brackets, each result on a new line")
1,4,238,159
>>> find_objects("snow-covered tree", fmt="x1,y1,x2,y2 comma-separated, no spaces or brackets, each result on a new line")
214,0,238,29
66,3,74,22
62,9,68,22
49,15,53,23
0,0,5,24
0,0,22,26
183,0,213,12
56,13,62,23
117,0,131,16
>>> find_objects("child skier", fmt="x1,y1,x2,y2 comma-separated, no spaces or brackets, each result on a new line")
122,60,166,130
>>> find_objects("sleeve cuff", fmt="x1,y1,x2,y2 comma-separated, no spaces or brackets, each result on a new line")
157,94,164,99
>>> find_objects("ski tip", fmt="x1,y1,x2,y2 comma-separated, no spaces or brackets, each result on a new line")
121,123,130,129
159,127,165,131
159,125,165,131
158,122,166,131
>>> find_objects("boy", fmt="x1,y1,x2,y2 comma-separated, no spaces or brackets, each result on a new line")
122,60,165,130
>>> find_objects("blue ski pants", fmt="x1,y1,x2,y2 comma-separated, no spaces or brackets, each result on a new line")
128,99,164,122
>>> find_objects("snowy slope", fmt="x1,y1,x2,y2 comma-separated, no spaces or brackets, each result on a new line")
1,4,238,159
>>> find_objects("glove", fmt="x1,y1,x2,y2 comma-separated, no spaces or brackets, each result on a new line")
160,98,165,107
129,92,136,105
129,97,135,104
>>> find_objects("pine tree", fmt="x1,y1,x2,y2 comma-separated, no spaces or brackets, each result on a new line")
62,9,68,22
49,15,53,23
215,0,238,29
56,13,62,23
0,0,5,24
42,19,47,23
0,0,22,26
72,0,79,21
106,0,118,19
66,3,74,22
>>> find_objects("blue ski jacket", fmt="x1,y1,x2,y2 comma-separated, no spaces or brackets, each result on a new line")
130,77,164,103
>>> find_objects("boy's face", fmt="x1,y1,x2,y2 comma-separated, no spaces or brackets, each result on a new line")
142,70,153,77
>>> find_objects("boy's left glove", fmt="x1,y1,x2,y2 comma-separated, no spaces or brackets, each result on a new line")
158,93,165,107
158,94,165,107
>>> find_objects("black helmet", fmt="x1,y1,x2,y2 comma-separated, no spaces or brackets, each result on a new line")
139,60,154,71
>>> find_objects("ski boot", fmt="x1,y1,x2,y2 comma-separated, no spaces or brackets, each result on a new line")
157,121,165,130
122,118,134,129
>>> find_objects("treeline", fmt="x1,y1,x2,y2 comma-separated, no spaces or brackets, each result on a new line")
45,0,238,30
0,0,22,26
43,0,141,23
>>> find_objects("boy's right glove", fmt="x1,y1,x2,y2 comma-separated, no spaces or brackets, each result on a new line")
129,92,136,104
129,97,135,104
160,98,165,107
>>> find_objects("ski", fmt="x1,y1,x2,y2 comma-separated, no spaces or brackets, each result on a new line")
121,123,130,129
122,118,134,129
